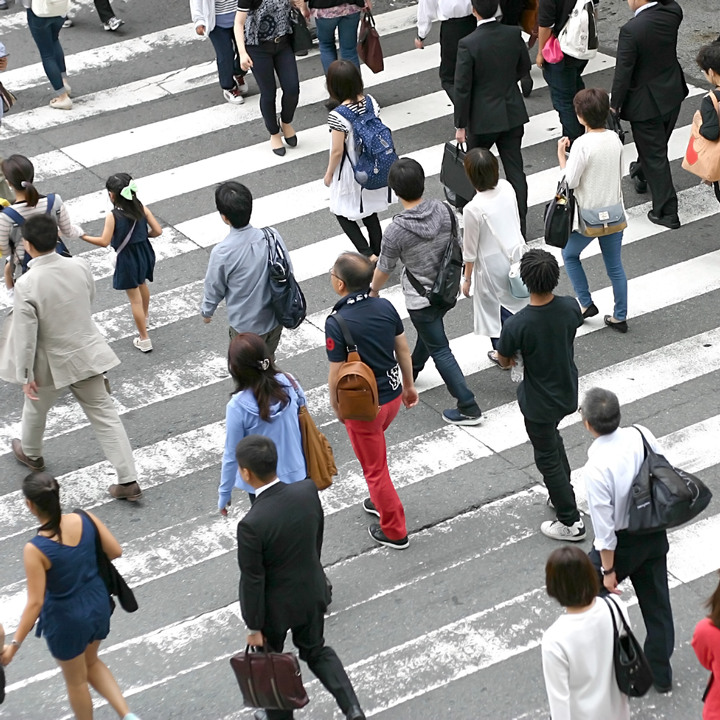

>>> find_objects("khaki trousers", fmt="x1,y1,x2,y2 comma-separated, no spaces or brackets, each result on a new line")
21,374,138,484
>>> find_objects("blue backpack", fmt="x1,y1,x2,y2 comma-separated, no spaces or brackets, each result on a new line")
334,97,398,194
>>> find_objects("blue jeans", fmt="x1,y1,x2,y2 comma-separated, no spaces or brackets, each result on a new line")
562,231,628,321
408,304,481,416
315,12,360,75
542,57,587,141
27,10,66,93
208,24,244,91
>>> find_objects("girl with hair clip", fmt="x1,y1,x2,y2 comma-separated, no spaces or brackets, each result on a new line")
81,174,162,353
0,154,83,300
0,473,142,720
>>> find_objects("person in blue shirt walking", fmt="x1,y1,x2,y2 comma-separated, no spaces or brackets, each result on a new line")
218,332,307,513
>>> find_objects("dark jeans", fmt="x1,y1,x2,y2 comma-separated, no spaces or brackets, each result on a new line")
589,530,674,687
408,304,481,416
490,306,513,350
246,36,299,135
542,57,588,141
439,15,477,103
93,0,115,23
631,104,682,218
524,418,580,526
27,10,66,92
315,12,360,74
208,24,244,90
263,611,360,719
335,213,382,257
468,125,528,237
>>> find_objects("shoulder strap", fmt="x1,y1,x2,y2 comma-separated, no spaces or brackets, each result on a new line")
115,221,137,257
3,206,25,225
632,425,652,458
74,508,103,555
329,312,357,352
480,211,512,262
45,193,55,214
604,595,633,637
601,596,620,638
282,372,306,407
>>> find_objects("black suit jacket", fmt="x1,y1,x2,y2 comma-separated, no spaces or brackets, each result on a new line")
237,480,327,632
610,1,688,122
453,20,531,134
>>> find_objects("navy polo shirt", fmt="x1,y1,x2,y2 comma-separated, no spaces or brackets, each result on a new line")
325,291,405,406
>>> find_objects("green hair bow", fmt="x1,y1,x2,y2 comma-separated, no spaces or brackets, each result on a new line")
120,180,138,200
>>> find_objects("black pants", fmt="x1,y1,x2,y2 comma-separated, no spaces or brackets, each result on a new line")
93,0,115,23
524,418,580,526
335,213,382,257
263,611,360,719
246,36,299,135
208,24,244,90
631,104,682,219
589,530,674,687
468,125,528,237
439,15,477,103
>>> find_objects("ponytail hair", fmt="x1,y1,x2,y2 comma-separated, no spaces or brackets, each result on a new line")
22,472,63,544
106,173,145,222
2,155,39,207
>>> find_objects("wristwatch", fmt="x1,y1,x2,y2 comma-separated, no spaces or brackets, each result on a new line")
601,566,616,576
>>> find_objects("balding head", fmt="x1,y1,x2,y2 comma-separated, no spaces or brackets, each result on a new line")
332,252,374,294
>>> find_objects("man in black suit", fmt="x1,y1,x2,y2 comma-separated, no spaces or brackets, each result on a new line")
611,0,688,230
236,435,365,720
454,0,531,235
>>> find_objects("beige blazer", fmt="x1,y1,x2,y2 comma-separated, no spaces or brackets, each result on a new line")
0,253,119,388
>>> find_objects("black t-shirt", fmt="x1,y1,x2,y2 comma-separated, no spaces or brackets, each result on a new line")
538,0,598,65
325,291,405,406
496,295,583,423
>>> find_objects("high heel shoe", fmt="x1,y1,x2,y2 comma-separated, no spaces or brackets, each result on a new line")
278,116,298,148
270,133,286,157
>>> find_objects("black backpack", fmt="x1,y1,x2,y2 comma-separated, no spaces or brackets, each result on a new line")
405,203,463,311
627,426,713,534
263,228,307,330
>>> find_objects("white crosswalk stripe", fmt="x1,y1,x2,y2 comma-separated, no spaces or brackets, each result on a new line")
0,4,717,719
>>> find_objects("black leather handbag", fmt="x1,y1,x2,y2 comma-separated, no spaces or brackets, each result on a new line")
440,142,475,209
289,8,313,55
543,177,575,249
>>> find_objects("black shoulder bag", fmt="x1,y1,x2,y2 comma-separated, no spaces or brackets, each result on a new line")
264,228,307,330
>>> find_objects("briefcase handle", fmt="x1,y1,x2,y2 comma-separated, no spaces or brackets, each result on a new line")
453,142,467,159
244,645,293,711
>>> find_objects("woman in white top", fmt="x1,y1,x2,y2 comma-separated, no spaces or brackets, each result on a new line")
558,88,628,333
323,59,390,261
461,148,528,368
542,546,631,720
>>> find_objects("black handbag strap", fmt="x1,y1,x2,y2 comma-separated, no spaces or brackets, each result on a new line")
704,673,714,702
602,595,632,638
329,312,357,353
74,508,104,557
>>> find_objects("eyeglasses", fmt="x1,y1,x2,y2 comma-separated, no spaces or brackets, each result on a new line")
329,267,344,282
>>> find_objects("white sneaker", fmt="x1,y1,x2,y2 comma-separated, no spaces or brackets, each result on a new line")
223,87,245,105
133,337,152,353
103,16,124,31
541,519,586,542
62,17,73,27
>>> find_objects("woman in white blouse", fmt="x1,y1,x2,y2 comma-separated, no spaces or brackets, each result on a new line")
558,88,628,333
461,148,528,368
542,546,630,720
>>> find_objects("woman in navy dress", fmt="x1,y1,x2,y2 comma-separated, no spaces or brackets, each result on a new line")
0,473,141,720
81,173,162,353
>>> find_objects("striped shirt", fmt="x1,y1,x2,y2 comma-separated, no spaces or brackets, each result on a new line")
327,97,369,134
216,0,237,11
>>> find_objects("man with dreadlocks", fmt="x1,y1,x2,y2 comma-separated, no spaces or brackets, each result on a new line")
496,249,585,542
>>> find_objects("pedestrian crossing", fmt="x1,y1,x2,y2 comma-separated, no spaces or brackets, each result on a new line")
0,1,718,718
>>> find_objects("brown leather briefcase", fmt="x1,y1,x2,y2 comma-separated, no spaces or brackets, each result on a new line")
230,646,309,710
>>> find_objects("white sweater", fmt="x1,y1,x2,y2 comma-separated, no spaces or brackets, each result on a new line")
542,598,631,720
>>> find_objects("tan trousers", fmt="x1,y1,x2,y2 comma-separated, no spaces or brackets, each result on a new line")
228,324,283,358
21,374,138,484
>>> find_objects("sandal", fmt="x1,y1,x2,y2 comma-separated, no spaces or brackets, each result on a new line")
487,350,509,370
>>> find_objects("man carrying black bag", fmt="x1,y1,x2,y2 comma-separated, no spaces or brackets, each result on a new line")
579,387,675,694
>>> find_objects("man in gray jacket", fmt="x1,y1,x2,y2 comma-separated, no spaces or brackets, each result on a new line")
369,158,482,425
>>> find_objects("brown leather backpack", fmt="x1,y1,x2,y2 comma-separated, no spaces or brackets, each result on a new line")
330,314,379,422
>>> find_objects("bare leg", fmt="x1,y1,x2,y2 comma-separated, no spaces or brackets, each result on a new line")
125,287,148,340
56,653,93,720
84,641,131,718
138,282,150,319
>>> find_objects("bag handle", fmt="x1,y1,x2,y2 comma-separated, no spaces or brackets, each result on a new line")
329,312,359,354
73,508,104,562
283,372,306,408
115,221,137,258
603,595,633,638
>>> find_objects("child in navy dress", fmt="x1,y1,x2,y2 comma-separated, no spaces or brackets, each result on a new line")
81,174,162,352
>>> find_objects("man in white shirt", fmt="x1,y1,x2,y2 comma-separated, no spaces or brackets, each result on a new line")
580,386,675,693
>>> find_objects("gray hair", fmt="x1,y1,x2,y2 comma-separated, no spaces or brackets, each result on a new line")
580,387,621,435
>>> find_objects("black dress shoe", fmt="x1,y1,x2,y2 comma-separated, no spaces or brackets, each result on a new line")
654,681,672,694
604,315,628,334
272,145,286,157
647,210,680,230
581,303,599,319
520,73,533,98
629,161,648,193
346,706,366,720
284,134,298,148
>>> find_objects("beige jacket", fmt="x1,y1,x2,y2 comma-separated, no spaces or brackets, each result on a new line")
0,252,119,388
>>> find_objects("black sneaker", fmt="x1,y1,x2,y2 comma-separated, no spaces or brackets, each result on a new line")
368,524,409,550
362,498,380,517
443,408,482,426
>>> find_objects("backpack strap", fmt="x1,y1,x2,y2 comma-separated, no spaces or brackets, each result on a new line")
329,312,357,353
45,193,55,215
2,206,25,226
282,372,306,408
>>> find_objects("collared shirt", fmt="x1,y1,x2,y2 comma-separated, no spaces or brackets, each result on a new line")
476,16,495,26
416,0,473,40
254,478,282,497
584,425,661,551
634,1,658,16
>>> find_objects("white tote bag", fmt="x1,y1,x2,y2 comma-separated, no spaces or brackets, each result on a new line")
31,0,71,17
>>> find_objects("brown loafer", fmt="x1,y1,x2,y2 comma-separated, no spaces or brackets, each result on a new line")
11,438,45,471
109,481,142,501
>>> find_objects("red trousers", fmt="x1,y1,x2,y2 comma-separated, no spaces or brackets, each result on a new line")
345,395,407,540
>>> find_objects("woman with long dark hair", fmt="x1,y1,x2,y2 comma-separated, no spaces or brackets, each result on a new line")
0,473,141,720
218,332,307,512
693,571,720,719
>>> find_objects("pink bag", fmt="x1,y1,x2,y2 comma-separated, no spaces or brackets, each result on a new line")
542,35,564,64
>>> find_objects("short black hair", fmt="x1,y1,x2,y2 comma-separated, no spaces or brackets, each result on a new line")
573,88,610,130
697,43,720,74
22,215,58,253
581,387,621,435
519,249,559,294
546,546,599,608
215,181,252,229
333,252,374,292
464,147,499,192
326,59,364,104
471,0,498,18
235,435,278,481
388,158,425,201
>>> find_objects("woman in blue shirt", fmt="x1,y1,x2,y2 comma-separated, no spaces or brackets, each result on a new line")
218,332,307,512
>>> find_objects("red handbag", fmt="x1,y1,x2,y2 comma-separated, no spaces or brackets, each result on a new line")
229,646,309,710
357,10,384,74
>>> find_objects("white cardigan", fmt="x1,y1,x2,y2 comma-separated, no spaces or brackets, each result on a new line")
189,0,217,33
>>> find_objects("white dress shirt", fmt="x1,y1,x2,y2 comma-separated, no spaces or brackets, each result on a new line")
584,425,661,551
634,1,658,16
254,478,282,497
416,0,473,40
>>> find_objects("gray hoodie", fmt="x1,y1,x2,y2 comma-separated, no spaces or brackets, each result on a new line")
377,198,458,310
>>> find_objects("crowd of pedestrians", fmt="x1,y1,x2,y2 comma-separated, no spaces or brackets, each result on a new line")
0,0,719,718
